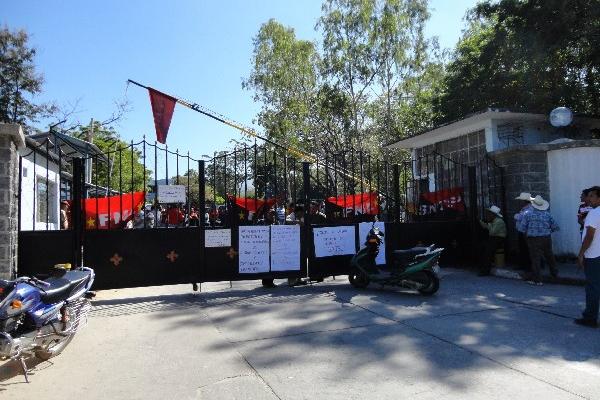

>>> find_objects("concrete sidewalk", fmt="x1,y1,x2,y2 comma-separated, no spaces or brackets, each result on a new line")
2,269,599,400
492,262,586,285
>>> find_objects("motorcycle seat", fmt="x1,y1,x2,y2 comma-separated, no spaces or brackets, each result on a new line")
40,270,91,304
40,278,73,304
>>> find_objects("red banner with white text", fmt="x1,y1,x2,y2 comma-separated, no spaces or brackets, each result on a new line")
419,187,465,215
326,192,379,215
83,192,146,229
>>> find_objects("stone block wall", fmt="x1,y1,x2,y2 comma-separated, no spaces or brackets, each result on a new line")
0,124,25,279
490,147,549,258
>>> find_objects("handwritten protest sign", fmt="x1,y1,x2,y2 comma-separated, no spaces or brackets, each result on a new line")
270,225,301,271
358,222,386,265
313,226,356,258
157,185,186,204
239,226,270,273
205,229,231,248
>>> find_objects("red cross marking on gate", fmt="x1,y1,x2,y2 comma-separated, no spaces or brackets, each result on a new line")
166,250,179,263
226,247,238,259
110,253,123,267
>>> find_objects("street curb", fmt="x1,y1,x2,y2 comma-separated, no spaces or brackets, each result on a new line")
492,268,585,286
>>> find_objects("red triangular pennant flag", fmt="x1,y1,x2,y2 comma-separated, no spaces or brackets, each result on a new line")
148,88,177,144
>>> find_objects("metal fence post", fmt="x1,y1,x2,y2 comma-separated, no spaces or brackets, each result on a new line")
467,165,479,263
393,164,401,222
72,158,85,267
467,165,478,222
198,160,205,284
302,162,311,278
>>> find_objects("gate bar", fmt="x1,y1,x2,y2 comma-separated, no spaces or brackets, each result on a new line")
72,158,85,267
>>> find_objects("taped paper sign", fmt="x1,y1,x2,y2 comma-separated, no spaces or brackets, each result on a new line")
358,222,386,265
157,185,186,204
313,225,356,258
239,226,270,273
270,225,301,271
205,229,231,248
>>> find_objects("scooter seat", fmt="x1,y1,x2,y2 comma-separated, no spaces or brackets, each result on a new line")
393,247,428,265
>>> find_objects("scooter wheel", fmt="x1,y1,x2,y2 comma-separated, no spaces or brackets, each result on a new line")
417,270,439,296
348,267,369,289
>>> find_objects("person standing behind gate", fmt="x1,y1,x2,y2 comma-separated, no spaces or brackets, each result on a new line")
575,186,600,328
514,193,534,270
478,205,507,276
518,195,559,285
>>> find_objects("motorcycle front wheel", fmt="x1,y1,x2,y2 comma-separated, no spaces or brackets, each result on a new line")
416,270,439,296
348,267,370,289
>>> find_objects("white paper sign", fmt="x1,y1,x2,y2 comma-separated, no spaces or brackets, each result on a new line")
313,226,356,258
157,185,186,204
239,226,270,273
270,225,301,271
205,229,231,248
359,222,386,265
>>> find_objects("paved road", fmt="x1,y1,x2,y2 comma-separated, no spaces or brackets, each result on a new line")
1,269,599,399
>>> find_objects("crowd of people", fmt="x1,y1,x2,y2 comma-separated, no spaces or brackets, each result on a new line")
478,186,600,328
122,198,335,230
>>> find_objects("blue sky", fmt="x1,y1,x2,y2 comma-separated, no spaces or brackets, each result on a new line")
4,0,477,159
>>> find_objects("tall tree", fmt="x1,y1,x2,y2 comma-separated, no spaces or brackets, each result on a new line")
72,122,150,193
370,0,444,144
243,20,320,149
0,27,56,127
436,0,600,122
318,0,379,145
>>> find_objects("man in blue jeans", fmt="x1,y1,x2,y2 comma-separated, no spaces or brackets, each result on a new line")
575,186,600,328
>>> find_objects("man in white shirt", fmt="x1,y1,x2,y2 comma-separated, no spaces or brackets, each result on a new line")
575,186,600,328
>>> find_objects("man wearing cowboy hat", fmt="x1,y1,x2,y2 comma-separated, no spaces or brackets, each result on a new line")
514,192,534,270
479,205,507,276
518,195,560,285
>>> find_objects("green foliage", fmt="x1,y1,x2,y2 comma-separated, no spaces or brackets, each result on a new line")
435,0,600,122
73,122,151,193
243,19,320,152
0,27,57,127
244,1,443,160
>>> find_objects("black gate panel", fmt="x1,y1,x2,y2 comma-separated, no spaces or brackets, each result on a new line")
18,231,73,277
307,223,358,278
384,220,470,266
203,226,308,283
84,229,201,290
307,220,471,278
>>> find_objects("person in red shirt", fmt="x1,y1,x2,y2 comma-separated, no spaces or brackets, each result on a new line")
167,205,184,227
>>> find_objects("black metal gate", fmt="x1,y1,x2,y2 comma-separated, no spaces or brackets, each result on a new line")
18,134,504,289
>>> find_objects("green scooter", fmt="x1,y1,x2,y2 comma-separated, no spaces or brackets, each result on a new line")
348,226,443,295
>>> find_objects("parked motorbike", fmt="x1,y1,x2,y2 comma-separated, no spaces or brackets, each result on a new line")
0,266,95,382
349,226,443,295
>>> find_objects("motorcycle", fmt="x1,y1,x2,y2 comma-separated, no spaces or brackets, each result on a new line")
0,266,95,382
348,226,443,295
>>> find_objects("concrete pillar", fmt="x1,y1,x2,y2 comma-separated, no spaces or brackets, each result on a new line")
0,124,26,279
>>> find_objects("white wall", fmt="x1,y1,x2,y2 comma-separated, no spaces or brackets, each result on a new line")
548,147,600,256
20,152,61,231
